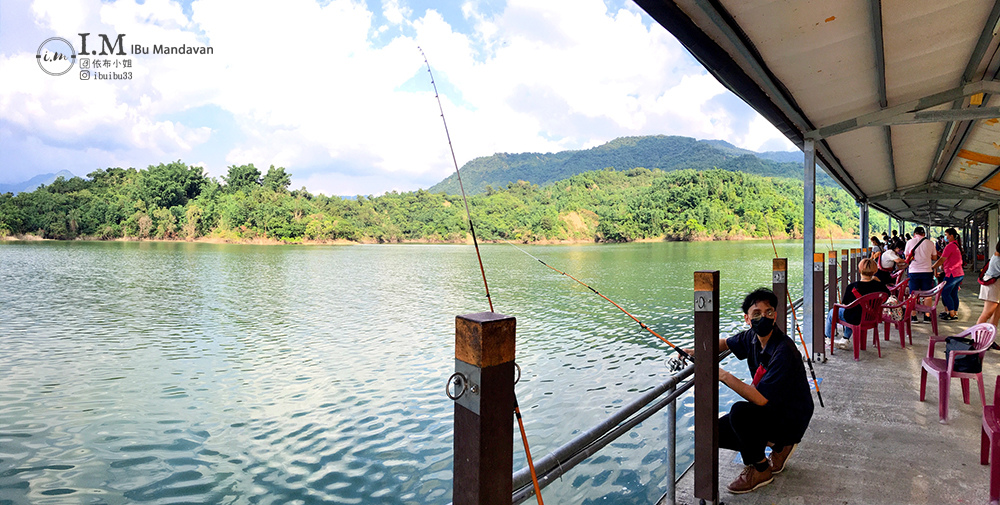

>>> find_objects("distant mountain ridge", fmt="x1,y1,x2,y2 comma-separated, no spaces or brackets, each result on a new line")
428,135,830,195
0,170,77,194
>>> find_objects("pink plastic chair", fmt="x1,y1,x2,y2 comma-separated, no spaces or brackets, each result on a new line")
887,277,908,303
831,291,889,361
911,281,946,336
980,375,1000,504
919,323,995,423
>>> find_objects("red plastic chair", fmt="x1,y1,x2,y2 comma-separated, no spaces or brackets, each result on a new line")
887,277,908,302
911,281,946,336
919,323,995,423
831,291,889,361
880,293,915,348
980,375,1000,504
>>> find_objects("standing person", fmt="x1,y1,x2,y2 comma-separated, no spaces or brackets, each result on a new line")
931,228,963,320
827,258,891,349
875,238,907,285
977,241,1000,327
683,288,814,494
905,227,938,323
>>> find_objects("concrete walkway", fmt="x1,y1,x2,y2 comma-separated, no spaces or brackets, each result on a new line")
671,273,998,505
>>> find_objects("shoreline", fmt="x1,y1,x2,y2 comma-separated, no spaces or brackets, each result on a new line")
0,232,861,246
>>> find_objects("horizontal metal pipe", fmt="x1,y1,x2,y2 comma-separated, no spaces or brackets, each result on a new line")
513,376,697,504
511,362,695,490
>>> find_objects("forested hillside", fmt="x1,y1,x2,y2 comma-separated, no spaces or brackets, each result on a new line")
428,135,836,195
0,162,867,244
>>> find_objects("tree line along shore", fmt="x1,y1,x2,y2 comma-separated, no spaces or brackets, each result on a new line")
0,162,878,244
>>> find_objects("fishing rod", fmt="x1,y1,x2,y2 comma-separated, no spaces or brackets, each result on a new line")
421,48,543,504
420,46,493,313
764,222,825,408
503,240,692,366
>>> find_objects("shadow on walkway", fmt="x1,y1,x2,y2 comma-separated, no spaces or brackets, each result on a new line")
672,273,997,505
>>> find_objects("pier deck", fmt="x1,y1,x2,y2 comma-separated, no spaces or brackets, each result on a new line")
671,273,998,505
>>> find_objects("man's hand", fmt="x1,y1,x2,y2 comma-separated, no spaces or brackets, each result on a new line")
718,367,734,384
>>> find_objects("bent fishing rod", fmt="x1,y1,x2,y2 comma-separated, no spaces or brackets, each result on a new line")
421,48,543,505
503,240,692,366
764,223,825,408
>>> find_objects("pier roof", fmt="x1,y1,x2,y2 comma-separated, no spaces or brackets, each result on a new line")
636,0,1000,226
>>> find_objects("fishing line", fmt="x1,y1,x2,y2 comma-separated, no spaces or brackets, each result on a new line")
420,47,494,313
422,48,545,504
503,240,691,365
764,222,825,408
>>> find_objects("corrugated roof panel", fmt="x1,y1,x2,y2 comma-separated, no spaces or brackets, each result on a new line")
890,122,947,188
724,0,879,126
824,129,893,194
882,0,992,105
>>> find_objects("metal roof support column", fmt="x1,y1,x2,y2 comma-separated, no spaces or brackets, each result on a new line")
803,139,816,359
860,202,870,250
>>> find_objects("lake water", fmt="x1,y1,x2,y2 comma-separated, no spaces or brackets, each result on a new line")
0,239,854,504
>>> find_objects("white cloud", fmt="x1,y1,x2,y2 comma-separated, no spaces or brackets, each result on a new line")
1,0,797,192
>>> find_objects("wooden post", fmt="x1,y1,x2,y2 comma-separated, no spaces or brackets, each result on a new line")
453,312,516,505
841,249,850,296
694,271,720,505
772,258,788,335
852,249,860,283
827,251,837,360
813,253,825,360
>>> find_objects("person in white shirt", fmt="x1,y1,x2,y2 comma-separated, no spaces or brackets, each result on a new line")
977,241,1000,327
904,227,938,323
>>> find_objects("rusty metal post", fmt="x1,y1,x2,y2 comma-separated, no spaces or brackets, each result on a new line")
813,253,825,361
841,249,849,296
693,271,720,505
453,312,516,505
772,258,788,335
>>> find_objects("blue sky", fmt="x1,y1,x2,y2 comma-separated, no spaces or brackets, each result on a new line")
0,0,795,196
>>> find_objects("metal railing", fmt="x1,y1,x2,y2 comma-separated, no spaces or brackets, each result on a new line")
476,274,845,505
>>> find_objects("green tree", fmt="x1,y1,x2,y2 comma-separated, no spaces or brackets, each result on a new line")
223,164,262,194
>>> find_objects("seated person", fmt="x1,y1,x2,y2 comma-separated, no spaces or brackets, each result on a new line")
826,258,890,349
689,288,815,493
874,238,906,285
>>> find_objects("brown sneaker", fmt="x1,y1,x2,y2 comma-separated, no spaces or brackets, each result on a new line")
727,464,773,494
769,443,797,474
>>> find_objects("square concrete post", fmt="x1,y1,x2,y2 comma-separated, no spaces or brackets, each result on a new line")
453,312,516,505
772,258,787,335
693,271,720,504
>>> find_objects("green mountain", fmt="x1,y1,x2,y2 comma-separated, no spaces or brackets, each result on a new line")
428,135,833,195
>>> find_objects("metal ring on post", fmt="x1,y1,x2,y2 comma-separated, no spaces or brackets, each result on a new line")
513,362,521,385
446,372,468,400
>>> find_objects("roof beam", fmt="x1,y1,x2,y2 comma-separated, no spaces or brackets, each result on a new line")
804,81,1000,140
930,1,1000,183
873,106,1000,126
868,0,897,191
666,0,866,197
869,182,1000,203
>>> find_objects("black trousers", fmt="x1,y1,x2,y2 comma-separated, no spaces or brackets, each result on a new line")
719,401,804,465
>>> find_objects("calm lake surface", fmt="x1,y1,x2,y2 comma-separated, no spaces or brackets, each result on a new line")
0,239,854,504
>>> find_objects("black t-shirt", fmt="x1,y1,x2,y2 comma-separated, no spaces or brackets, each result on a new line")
841,280,890,324
726,326,814,437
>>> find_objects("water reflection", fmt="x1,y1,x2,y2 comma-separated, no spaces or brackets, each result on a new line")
0,239,854,504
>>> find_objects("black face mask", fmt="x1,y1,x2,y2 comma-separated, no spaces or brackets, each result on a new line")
751,316,775,337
